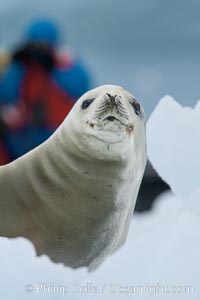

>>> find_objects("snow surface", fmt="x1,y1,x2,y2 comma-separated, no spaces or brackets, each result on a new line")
1,95,200,300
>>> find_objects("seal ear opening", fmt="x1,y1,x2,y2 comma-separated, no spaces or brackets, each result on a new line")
81,99,95,110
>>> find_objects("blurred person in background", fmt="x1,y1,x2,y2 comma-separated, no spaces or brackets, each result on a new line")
0,19,91,164
0,49,11,164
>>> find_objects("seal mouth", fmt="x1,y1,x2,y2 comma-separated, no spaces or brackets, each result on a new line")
103,115,120,122
103,115,130,128
87,114,134,133
103,115,134,134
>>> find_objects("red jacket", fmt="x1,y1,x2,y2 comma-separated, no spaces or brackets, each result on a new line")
21,64,75,129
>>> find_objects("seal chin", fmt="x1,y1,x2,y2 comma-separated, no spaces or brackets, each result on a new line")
86,121,134,146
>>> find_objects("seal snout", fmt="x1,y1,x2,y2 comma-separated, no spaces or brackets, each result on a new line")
106,93,118,107
91,91,131,129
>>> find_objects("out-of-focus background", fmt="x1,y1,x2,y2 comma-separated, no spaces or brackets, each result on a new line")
1,1,200,300
1,0,200,112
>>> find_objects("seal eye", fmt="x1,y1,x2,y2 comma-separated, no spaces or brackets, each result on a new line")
131,101,141,116
81,99,95,110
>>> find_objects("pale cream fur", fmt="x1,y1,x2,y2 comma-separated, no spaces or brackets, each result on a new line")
0,85,147,270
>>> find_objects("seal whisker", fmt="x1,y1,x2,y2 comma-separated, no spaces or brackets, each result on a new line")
94,111,107,118
117,108,128,115
117,111,129,119
95,108,108,113
98,102,108,109
116,107,129,116
117,102,127,111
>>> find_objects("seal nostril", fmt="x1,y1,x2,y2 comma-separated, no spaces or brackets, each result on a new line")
106,93,116,106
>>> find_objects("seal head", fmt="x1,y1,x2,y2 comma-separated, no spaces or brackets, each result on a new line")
64,85,145,161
